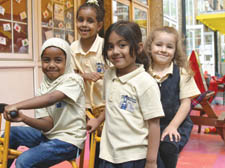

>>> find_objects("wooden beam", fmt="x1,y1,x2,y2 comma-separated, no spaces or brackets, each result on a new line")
149,0,163,31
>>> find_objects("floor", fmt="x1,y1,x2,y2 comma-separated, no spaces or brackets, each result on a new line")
50,102,225,168
10,101,225,168
177,104,225,168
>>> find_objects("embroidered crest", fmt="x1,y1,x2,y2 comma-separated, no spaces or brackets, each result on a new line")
119,95,136,112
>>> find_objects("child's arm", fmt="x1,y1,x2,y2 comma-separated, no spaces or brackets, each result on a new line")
3,90,66,131
86,111,105,133
14,113,53,132
80,72,103,82
145,117,160,168
161,98,191,142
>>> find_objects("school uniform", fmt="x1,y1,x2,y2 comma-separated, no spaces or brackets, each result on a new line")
70,34,106,108
99,65,164,165
149,63,200,168
6,38,86,168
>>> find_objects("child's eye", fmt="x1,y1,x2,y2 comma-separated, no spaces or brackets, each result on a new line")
55,57,63,63
167,45,174,49
87,18,94,23
77,17,84,22
119,43,127,48
107,44,114,50
42,57,50,63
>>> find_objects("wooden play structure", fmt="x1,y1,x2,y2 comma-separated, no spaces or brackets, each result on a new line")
86,82,104,168
189,51,225,142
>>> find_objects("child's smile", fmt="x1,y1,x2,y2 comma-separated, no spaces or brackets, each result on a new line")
41,47,66,81
76,8,102,40
107,31,137,76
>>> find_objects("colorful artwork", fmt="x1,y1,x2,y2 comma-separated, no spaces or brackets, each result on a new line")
66,1,72,8
43,10,49,19
20,11,27,20
0,36,6,45
14,23,21,33
54,4,64,21
47,3,53,12
3,23,11,31
16,0,22,3
22,39,29,46
0,6,5,15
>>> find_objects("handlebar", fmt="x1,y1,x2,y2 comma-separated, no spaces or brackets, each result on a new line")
9,111,18,118
0,103,18,118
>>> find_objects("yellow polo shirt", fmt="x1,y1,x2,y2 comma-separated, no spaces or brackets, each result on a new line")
99,65,164,163
149,63,200,99
70,35,105,108
35,73,86,149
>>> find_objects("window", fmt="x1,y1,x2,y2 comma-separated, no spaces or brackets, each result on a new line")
163,0,178,28
113,0,129,22
134,7,147,41
135,0,148,5
41,0,75,44
0,0,29,54
112,0,149,41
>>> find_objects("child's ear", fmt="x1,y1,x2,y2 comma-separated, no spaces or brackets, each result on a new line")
97,21,103,32
138,42,144,54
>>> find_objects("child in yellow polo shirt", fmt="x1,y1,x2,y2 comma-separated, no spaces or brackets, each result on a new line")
70,0,106,109
2,38,86,168
87,21,164,168
70,1,106,167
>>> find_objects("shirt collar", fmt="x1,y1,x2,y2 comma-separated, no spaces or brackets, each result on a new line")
149,62,174,78
75,34,101,55
112,64,145,83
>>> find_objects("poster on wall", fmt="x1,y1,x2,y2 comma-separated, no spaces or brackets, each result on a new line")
14,23,21,33
3,23,11,31
16,0,22,3
20,11,27,20
0,6,5,15
45,30,53,39
0,36,6,45
54,3,64,21
22,39,28,46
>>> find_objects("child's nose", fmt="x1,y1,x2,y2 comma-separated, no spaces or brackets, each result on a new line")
113,46,120,54
161,46,167,52
82,20,87,26
49,61,56,68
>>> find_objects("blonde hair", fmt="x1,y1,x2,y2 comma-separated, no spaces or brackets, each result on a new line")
144,26,193,76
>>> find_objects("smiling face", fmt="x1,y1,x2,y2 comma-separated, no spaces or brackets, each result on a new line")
107,31,137,76
76,7,102,41
151,31,176,68
41,47,66,81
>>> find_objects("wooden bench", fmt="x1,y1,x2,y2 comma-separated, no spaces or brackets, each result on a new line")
190,92,225,142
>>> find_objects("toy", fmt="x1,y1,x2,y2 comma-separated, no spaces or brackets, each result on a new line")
204,127,217,134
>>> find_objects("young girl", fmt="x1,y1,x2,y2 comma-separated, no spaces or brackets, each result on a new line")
70,0,105,109
70,1,105,166
87,20,165,168
3,38,86,168
144,26,200,168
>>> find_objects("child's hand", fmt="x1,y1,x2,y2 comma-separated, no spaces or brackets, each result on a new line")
3,105,23,122
82,72,102,82
161,125,181,142
86,118,100,133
